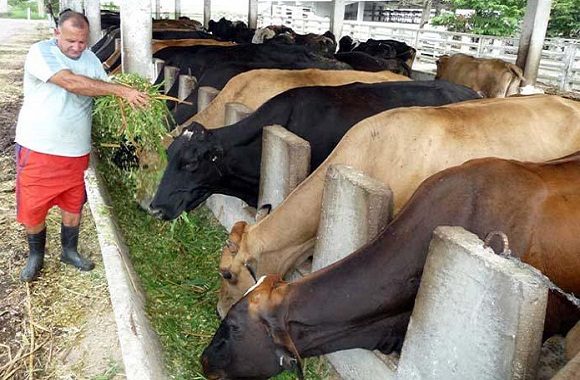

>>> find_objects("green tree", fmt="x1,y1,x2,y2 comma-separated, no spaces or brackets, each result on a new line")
432,0,526,36
547,0,580,38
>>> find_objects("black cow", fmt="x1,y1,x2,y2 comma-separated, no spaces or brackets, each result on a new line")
150,80,480,220
337,36,416,75
335,51,410,75
208,17,255,43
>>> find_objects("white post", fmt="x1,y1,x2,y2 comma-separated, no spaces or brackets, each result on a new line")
356,1,365,22
153,0,160,19
27,7,31,20
516,0,553,85
37,0,45,17
397,226,548,380
0,0,8,13
330,0,345,37
70,0,83,12
121,0,153,80
248,0,258,29
204,0,211,29
85,0,101,47
174,0,181,19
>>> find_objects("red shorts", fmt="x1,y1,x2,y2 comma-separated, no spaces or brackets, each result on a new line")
15,145,89,227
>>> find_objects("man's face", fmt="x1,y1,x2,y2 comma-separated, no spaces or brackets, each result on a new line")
55,20,89,60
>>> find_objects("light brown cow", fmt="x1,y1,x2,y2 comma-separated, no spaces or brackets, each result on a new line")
436,53,524,97
217,95,580,317
175,68,409,133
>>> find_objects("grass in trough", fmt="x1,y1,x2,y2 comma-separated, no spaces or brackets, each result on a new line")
99,163,332,379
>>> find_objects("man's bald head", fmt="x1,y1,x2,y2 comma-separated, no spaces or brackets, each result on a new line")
55,10,90,59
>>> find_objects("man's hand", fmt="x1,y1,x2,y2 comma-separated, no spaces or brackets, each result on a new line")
120,86,150,109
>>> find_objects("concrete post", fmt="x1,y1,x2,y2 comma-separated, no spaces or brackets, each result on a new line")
248,0,258,29
152,58,164,82
204,0,211,29
330,0,345,37
397,226,548,380
205,195,256,231
224,102,254,126
356,1,365,22
197,86,220,112
85,0,101,47
312,164,393,271
121,0,153,80
516,0,553,85
37,0,45,17
0,0,8,14
258,125,310,209
70,0,83,12
311,164,395,379
163,65,179,93
178,75,197,101
174,0,181,19
154,0,160,19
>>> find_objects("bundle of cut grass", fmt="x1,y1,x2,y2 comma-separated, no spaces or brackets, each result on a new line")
93,73,175,171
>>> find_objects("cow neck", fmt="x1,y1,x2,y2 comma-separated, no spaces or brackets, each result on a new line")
278,176,468,357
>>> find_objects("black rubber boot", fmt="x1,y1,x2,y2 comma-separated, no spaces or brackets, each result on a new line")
20,228,46,282
60,224,95,271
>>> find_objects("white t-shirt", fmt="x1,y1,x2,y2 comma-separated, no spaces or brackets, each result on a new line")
15,38,108,157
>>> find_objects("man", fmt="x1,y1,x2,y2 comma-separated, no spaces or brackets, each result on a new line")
15,10,149,282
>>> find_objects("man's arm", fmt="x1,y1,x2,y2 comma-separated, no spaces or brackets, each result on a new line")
49,69,149,108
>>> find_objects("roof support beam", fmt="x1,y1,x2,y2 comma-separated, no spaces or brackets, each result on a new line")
204,0,211,29
516,0,553,86
121,0,153,80
330,0,345,37
85,0,101,47
70,0,83,12
174,0,181,19
153,0,160,19
248,0,258,29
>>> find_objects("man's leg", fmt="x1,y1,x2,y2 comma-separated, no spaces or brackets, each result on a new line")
20,221,47,282
59,209,94,271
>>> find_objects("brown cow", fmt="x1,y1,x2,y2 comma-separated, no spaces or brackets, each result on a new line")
217,95,580,317
436,53,524,97
203,153,580,380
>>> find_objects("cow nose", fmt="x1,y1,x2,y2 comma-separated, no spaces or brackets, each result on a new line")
148,205,164,219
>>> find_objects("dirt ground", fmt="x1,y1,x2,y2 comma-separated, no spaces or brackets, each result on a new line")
0,19,123,379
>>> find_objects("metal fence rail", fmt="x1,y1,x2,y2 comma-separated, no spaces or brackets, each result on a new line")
258,16,580,92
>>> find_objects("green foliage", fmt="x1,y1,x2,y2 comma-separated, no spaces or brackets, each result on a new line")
92,73,173,189
547,0,580,38
432,0,526,36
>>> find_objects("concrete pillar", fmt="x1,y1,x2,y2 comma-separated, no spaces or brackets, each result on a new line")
174,0,181,19
205,195,256,231
248,0,258,29
397,226,548,380
356,1,365,22
85,0,101,47
163,65,179,93
312,164,393,271
70,0,83,12
224,102,254,126
152,58,165,81
178,75,197,101
258,125,310,209
37,0,45,17
204,0,211,29
0,0,8,14
121,0,153,79
311,164,395,379
330,0,345,37
516,0,553,85
197,86,220,112
154,0,160,19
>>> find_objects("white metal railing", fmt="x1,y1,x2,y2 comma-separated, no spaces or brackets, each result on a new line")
257,16,579,92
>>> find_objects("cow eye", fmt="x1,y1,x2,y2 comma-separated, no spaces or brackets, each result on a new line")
183,161,199,172
220,269,236,282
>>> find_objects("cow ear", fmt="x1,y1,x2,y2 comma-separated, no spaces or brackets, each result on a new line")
255,204,272,222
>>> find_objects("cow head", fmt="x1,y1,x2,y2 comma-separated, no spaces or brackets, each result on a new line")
338,35,354,53
149,123,224,220
217,221,258,318
202,275,303,380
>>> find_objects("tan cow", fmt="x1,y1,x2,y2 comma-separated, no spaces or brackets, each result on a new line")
436,53,525,97
174,68,409,133
217,95,580,317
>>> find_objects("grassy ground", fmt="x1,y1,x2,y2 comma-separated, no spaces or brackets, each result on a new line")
98,162,333,379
